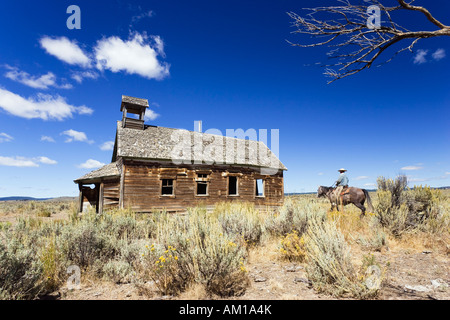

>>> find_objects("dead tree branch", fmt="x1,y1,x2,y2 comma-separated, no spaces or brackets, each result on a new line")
288,0,450,83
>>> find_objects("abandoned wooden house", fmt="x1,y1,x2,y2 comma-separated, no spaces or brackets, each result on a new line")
74,95,287,213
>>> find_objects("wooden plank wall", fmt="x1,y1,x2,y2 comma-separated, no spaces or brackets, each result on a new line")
103,180,120,210
122,161,284,212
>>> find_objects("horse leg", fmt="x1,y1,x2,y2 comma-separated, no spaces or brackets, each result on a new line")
328,195,336,211
354,202,366,218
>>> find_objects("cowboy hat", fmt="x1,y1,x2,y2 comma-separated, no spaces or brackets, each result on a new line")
338,168,347,172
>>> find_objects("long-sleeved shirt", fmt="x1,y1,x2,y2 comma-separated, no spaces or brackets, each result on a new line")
336,173,349,186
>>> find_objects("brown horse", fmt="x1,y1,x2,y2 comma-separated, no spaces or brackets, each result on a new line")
317,186,374,217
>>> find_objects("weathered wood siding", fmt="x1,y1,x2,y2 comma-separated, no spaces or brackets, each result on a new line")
103,180,120,210
122,160,284,212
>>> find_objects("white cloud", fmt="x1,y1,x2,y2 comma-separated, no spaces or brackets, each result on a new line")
100,141,114,151
40,36,91,67
364,183,376,187
401,165,423,171
413,48,445,64
41,136,55,143
0,88,93,120
71,70,99,84
151,35,165,57
62,129,93,144
94,32,170,79
4,65,72,89
76,106,94,115
144,109,160,121
355,176,369,180
317,172,324,176
0,156,39,167
78,159,105,169
413,49,428,64
0,155,57,167
408,172,450,183
131,10,154,24
0,132,13,143
432,48,446,61
408,177,428,182
37,156,57,165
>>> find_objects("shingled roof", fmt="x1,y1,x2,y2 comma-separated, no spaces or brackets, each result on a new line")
120,95,149,111
74,161,120,183
113,121,287,170
75,121,286,183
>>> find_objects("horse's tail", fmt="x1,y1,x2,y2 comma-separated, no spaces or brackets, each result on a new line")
363,189,374,213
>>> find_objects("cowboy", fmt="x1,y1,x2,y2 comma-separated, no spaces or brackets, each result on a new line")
334,168,349,205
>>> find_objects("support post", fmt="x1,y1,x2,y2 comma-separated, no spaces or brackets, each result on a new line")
78,184,83,213
119,163,125,209
98,182,104,214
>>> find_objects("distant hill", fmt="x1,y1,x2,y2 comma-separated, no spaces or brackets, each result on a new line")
0,196,76,202
285,187,449,196
0,196,50,201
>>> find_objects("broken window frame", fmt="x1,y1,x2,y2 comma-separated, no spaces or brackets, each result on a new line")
196,173,209,196
255,178,265,197
161,178,175,196
227,176,239,196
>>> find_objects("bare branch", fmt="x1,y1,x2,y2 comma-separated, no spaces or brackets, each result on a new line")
288,0,450,83
397,0,447,29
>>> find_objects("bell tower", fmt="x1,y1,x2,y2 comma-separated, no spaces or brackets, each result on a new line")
120,95,149,130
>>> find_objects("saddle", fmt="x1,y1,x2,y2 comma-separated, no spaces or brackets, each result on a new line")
340,187,350,196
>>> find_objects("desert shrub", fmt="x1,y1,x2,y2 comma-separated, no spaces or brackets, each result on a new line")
279,230,306,262
403,186,443,227
0,241,44,300
420,199,450,235
377,175,407,208
265,197,326,237
356,227,387,252
376,176,444,236
59,210,155,272
0,222,11,231
36,207,52,218
100,213,139,239
0,205,158,298
189,209,249,296
140,243,188,295
39,237,65,292
116,240,142,266
102,260,133,284
150,208,250,297
216,202,263,246
304,216,379,298
375,190,409,236
58,221,109,269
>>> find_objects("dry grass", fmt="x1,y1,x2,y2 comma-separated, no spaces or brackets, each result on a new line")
178,283,208,300
0,185,448,300
247,238,279,264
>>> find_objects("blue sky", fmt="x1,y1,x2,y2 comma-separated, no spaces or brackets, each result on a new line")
0,0,449,197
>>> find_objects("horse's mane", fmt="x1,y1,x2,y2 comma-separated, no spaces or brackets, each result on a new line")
319,186,334,193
